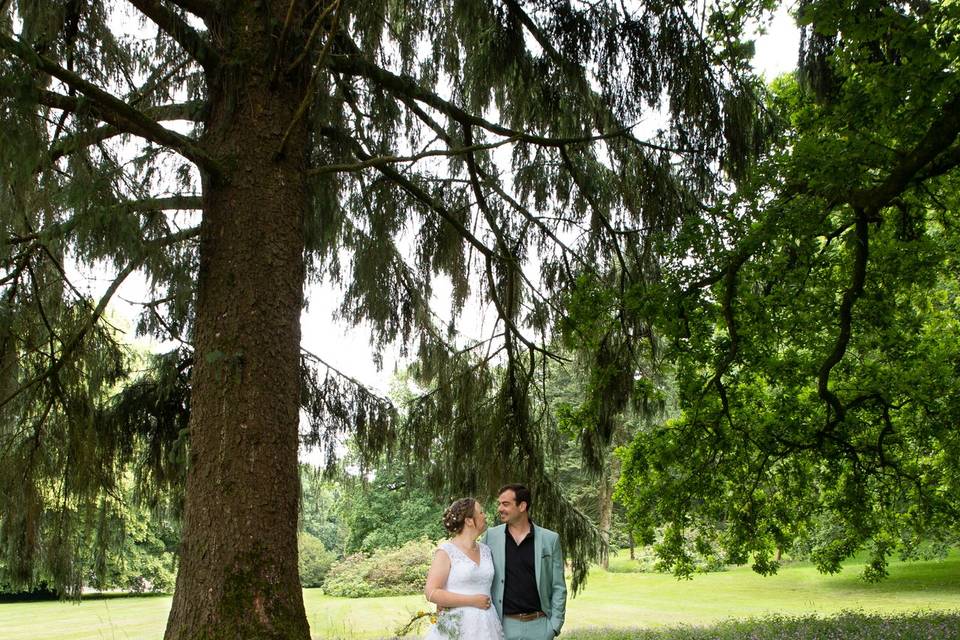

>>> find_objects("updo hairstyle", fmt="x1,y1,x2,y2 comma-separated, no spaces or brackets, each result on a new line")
441,498,477,534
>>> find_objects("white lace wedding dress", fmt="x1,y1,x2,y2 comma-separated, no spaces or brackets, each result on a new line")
424,541,504,640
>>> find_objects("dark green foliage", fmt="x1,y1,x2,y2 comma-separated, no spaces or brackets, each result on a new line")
337,467,445,554
618,0,960,579
297,532,335,589
1,0,774,610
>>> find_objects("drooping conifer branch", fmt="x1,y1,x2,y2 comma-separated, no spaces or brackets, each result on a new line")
121,195,202,211
327,50,633,149
48,102,204,162
393,92,588,285
307,136,520,175
286,0,339,74
164,0,215,20
459,125,565,363
277,0,341,157
558,145,630,279
125,0,220,72
269,0,301,85
318,126,497,262
0,33,220,177
0,226,200,412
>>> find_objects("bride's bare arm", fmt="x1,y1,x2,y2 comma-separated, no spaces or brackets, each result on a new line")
424,549,491,609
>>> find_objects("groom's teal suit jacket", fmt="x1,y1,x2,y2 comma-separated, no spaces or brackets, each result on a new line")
482,523,567,635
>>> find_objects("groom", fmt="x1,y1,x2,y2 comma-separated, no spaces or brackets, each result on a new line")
482,484,567,639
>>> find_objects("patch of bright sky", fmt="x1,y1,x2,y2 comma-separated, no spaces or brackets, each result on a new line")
67,3,801,406
297,4,802,395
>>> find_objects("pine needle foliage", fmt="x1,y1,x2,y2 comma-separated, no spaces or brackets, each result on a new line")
1,0,771,629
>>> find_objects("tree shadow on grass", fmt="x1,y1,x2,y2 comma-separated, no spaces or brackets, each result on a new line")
819,555,960,595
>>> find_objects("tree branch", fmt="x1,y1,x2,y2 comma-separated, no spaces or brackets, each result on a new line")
286,0,340,74
307,136,519,175
317,126,497,261
0,226,200,411
558,145,630,278
0,33,221,177
817,208,870,425
125,0,219,71
277,0,341,157
327,51,632,149
164,0,216,20
48,102,204,162
117,195,202,212
461,125,564,363
850,92,960,210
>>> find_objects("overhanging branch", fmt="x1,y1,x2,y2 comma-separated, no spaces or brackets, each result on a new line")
0,226,200,412
317,126,497,261
0,33,220,177
164,0,215,20
48,102,205,162
327,51,632,149
126,0,219,72
850,92,960,211
306,136,519,175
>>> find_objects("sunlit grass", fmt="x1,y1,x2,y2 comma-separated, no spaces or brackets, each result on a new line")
1,550,957,639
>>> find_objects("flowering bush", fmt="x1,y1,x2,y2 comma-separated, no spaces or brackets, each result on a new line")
321,538,434,597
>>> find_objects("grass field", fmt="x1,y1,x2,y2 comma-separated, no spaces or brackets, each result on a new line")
2,551,958,640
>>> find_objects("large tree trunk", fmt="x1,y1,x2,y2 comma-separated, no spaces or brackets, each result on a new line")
164,3,311,638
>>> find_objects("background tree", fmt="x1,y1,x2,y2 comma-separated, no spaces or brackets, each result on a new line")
1,0,768,637
618,0,960,579
299,465,348,555
549,348,672,567
337,462,446,554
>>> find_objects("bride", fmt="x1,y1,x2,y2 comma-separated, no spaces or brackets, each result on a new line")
423,498,504,640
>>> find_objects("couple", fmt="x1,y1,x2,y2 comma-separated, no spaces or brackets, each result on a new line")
424,484,566,640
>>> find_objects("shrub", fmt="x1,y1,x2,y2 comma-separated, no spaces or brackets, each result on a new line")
322,538,434,597
299,532,336,588
605,547,660,573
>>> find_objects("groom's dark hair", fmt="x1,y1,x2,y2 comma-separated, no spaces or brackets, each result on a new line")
498,483,532,513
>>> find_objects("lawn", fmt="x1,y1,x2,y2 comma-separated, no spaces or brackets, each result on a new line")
2,551,958,640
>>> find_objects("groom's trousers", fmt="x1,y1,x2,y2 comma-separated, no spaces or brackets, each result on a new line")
503,615,555,640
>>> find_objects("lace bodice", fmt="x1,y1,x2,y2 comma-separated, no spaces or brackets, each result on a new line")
438,541,495,596
426,541,503,640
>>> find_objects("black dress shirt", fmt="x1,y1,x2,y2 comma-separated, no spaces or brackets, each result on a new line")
502,522,541,615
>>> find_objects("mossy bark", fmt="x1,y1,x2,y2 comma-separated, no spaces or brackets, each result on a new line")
163,2,312,638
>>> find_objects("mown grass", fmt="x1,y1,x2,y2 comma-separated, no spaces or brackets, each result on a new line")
1,551,958,639
563,611,960,640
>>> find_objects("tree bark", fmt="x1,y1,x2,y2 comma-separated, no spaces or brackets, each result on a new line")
164,3,311,638
599,473,612,570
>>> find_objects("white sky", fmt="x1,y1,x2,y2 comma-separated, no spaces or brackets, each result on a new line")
70,5,802,403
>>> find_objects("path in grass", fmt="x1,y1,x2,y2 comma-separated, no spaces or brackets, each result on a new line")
2,552,958,639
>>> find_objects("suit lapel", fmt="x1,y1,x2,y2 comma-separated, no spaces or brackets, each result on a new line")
533,524,542,590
